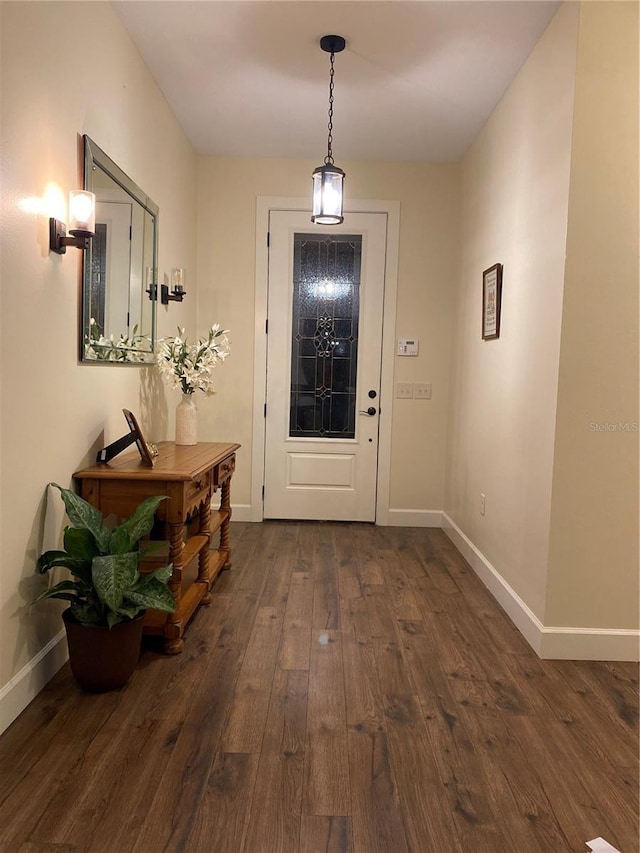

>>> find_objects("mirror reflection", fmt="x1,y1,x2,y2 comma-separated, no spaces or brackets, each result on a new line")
81,135,158,363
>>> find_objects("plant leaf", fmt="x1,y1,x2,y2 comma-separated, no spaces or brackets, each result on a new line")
126,579,176,613
37,551,92,583
51,483,111,552
106,610,125,629
37,550,74,573
92,552,139,612
63,526,100,560
109,495,167,555
115,603,144,620
150,564,173,584
33,579,83,603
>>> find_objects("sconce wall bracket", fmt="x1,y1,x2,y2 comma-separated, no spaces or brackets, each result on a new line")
161,284,186,305
49,218,90,254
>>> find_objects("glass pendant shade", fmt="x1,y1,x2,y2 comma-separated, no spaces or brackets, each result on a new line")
311,163,345,225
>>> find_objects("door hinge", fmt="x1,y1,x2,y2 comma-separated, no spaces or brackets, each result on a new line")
264,403,267,417
267,232,270,247
262,485,265,499
265,318,269,334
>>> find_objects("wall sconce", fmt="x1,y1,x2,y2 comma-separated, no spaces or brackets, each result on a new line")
161,268,187,304
49,190,96,254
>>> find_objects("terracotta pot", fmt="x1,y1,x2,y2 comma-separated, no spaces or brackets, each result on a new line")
62,608,145,692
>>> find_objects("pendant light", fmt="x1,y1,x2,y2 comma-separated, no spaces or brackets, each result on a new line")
311,35,346,225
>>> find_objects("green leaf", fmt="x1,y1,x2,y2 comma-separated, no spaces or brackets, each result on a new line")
116,603,144,620
106,610,125,629
63,526,100,560
37,551,92,583
37,550,73,573
150,564,173,584
126,579,176,613
92,552,139,611
109,495,167,555
51,483,111,552
33,579,83,603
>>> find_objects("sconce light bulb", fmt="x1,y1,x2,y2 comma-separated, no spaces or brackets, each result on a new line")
69,190,96,236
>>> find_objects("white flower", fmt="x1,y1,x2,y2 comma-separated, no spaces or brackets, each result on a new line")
156,324,231,396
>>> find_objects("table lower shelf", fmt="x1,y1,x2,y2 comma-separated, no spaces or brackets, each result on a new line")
143,546,230,637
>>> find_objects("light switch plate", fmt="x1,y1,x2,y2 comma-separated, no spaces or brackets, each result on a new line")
414,383,432,399
396,382,413,399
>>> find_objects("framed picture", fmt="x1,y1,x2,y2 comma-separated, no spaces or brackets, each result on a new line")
123,409,155,466
482,263,503,340
95,409,156,466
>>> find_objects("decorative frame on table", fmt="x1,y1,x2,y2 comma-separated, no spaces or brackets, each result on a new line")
482,263,503,340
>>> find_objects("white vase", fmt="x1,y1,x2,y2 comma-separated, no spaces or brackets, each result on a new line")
175,394,197,445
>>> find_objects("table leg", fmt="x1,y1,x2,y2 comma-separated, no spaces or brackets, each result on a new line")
220,477,232,568
198,497,212,604
163,521,185,654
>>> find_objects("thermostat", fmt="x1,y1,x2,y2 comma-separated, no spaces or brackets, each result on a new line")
397,338,419,356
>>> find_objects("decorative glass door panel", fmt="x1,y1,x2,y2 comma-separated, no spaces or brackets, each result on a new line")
290,234,362,439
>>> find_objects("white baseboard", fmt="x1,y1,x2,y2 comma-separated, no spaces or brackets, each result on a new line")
229,503,254,522
0,630,68,737
441,512,640,661
386,509,443,527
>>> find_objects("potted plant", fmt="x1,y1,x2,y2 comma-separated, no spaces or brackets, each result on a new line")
35,483,176,692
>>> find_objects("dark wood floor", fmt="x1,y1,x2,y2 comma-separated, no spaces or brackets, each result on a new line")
0,522,637,853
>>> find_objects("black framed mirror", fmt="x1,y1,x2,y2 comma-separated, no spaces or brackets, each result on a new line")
81,135,158,364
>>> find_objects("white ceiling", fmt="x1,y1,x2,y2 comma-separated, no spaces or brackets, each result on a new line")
113,0,560,163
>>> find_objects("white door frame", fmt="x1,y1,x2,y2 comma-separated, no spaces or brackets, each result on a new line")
251,196,400,524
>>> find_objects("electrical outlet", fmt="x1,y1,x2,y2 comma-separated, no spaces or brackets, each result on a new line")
414,383,432,400
480,493,486,516
396,382,413,399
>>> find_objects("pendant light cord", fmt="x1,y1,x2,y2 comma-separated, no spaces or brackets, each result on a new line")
325,51,335,165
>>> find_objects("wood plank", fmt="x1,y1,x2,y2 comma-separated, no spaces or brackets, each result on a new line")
27,717,185,851
243,669,308,853
347,729,409,853
222,605,284,753
311,525,340,631
279,571,314,670
259,521,299,610
456,703,576,852
300,816,352,853
304,630,350,816
342,631,385,733
128,554,270,852
0,689,121,850
351,524,385,586
186,752,259,853
371,639,465,851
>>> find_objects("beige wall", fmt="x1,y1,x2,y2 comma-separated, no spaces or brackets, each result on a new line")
0,1,196,723
546,1,639,628
196,157,459,511
445,3,580,620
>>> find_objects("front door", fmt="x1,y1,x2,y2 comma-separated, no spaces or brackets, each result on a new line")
264,210,387,521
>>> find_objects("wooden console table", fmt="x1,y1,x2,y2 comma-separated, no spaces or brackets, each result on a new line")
74,441,240,654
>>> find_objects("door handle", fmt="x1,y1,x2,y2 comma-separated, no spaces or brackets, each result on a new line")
359,406,377,416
